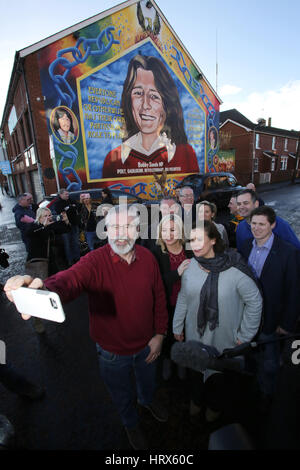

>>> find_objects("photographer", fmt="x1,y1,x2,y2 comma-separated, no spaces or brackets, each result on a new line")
51,188,81,266
25,207,70,276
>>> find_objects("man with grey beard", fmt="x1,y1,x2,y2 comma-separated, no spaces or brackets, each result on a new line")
4,204,168,451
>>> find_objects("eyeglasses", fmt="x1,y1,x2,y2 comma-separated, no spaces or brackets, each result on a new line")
180,194,193,199
107,224,137,231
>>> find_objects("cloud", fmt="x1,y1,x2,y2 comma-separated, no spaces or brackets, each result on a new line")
221,80,300,131
219,84,242,97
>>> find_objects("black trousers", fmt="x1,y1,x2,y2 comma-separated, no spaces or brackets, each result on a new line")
189,368,256,416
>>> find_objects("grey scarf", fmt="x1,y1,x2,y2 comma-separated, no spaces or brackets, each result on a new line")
194,249,258,336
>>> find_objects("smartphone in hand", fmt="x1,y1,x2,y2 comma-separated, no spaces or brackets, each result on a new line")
11,287,65,323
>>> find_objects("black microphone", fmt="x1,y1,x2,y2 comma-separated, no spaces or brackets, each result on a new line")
171,341,244,374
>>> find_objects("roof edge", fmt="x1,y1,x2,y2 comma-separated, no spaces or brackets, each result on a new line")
18,0,221,103
220,118,252,132
0,52,21,130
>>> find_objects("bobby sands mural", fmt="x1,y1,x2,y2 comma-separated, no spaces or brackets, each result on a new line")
102,54,199,178
38,0,220,197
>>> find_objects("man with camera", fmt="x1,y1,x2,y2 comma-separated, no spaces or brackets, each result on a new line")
4,204,168,450
51,188,81,267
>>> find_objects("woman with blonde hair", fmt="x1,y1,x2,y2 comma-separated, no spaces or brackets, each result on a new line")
197,200,229,247
26,207,70,274
153,214,192,380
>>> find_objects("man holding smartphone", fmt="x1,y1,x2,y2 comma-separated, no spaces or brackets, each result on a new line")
4,204,168,451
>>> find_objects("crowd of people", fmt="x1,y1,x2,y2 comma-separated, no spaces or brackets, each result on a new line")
2,183,300,450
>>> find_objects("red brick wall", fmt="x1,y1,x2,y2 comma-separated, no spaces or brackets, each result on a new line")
220,122,299,186
24,54,57,195
2,54,57,197
220,121,252,185
257,131,297,182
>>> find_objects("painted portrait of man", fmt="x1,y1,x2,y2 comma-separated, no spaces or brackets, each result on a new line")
102,54,200,178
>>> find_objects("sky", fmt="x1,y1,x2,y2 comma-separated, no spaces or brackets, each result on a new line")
1,0,300,131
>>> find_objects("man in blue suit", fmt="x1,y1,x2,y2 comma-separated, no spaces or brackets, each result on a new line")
239,205,300,399
236,189,300,253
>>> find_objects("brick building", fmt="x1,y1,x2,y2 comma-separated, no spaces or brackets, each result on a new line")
220,109,300,186
0,53,55,200
0,0,220,202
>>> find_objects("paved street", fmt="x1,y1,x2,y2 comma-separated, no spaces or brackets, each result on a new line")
259,182,300,238
0,183,300,451
0,191,211,451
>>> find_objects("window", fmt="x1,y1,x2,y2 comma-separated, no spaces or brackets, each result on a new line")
29,146,36,164
272,136,276,150
206,176,220,189
254,158,259,172
8,106,18,135
280,156,288,171
255,134,260,149
24,150,30,167
284,138,288,151
24,111,33,146
271,158,276,172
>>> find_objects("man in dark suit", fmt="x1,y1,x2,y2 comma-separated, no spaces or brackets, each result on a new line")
239,205,300,400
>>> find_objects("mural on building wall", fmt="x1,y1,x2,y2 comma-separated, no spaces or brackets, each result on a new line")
212,149,235,173
38,0,220,197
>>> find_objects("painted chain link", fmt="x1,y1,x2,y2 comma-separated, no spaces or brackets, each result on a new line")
49,27,120,191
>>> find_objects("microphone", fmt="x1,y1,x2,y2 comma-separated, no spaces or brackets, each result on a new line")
171,341,244,374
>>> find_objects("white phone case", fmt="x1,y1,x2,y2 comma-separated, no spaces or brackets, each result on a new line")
11,287,65,323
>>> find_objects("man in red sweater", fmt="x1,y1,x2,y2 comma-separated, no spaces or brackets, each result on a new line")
4,205,168,450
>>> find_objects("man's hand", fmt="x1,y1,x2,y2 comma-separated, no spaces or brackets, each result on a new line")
4,275,44,320
145,334,164,364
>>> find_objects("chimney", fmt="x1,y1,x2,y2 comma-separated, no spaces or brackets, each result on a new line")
268,117,272,127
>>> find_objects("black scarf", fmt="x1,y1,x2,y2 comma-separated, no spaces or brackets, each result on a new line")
194,249,258,336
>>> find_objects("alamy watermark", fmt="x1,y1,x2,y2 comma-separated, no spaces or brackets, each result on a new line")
291,340,300,365
0,340,6,364
95,197,204,250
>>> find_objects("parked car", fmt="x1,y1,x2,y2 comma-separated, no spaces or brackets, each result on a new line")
176,172,245,211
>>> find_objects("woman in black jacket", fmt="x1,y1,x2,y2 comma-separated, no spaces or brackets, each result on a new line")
26,207,71,276
152,214,192,380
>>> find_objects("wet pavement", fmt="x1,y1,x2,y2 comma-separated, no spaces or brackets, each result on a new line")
260,182,300,238
0,192,213,451
0,186,300,452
